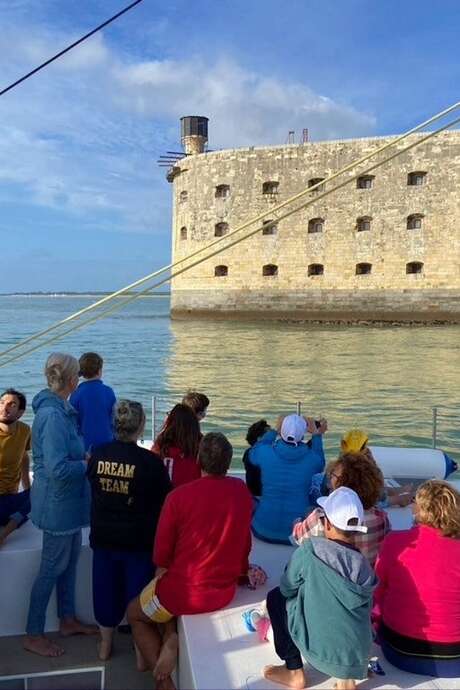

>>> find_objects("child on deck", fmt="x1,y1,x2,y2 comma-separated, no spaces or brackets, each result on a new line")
151,403,202,488
292,452,390,566
70,352,116,452
265,487,377,690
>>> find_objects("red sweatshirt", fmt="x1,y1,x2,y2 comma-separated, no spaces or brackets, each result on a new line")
154,475,253,615
374,524,460,642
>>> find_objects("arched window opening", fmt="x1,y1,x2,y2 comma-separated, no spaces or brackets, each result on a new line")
356,262,372,275
214,222,229,237
214,265,228,277
179,190,188,203
308,177,325,192
406,261,424,275
357,216,372,232
308,263,324,276
262,220,277,235
407,214,424,229
262,181,279,195
263,264,278,277
180,226,187,240
308,217,324,234
357,175,375,190
215,184,230,199
407,171,427,186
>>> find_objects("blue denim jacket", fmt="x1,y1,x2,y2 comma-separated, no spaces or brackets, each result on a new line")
31,389,89,532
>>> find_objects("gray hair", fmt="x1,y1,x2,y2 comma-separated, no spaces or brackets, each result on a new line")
45,352,79,393
114,400,145,441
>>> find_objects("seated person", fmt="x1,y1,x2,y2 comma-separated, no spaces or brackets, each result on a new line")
264,487,377,690
292,451,390,566
151,403,202,488
242,419,271,497
374,480,460,678
249,414,326,544
128,432,264,690
0,389,31,546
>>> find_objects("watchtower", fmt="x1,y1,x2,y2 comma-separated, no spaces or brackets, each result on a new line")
180,116,209,155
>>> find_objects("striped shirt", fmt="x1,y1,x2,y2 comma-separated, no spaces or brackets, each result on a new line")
291,506,390,567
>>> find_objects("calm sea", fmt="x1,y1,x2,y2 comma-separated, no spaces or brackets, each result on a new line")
0,295,459,465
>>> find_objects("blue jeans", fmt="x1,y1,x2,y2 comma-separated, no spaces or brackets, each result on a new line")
0,489,31,527
26,530,82,635
92,549,154,627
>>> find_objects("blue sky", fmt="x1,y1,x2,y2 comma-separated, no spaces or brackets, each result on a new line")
0,0,459,292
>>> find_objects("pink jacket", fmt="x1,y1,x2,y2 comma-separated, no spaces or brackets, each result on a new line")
374,524,460,642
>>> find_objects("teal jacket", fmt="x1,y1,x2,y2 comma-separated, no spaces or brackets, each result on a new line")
31,389,89,533
281,538,377,680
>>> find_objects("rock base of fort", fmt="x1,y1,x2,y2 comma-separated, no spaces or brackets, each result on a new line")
171,288,460,323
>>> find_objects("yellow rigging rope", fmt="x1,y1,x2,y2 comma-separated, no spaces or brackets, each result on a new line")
1,109,460,369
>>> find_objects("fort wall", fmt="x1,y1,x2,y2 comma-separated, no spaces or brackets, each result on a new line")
169,131,460,321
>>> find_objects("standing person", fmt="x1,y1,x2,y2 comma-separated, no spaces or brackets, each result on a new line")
0,389,31,546
374,480,460,677
87,400,171,660
264,487,377,690
151,403,201,488
70,352,116,452
24,353,95,658
181,390,209,424
249,414,326,544
128,432,263,690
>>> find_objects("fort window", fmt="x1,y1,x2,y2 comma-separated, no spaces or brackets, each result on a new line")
179,191,188,203
214,265,228,277
407,171,427,186
180,226,187,240
262,220,277,235
308,177,325,192
357,216,372,232
356,262,372,275
308,217,324,234
406,261,424,275
214,222,229,237
357,175,375,189
262,181,279,195
308,263,324,276
263,264,278,277
407,214,424,230
215,184,230,199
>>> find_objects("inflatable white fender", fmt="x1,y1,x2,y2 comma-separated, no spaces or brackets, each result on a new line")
369,446,456,480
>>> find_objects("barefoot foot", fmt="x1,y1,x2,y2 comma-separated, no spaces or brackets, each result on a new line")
335,681,356,690
97,639,112,661
156,675,176,690
60,618,98,637
135,644,149,672
23,635,65,657
154,632,178,680
263,664,307,689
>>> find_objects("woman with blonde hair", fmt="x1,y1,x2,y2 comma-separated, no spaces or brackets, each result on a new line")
24,353,95,658
374,480,460,676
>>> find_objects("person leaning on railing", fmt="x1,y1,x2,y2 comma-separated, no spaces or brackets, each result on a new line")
373,480,460,677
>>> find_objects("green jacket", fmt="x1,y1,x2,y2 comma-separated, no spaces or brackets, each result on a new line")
280,537,377,680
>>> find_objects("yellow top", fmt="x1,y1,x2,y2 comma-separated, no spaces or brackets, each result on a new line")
341,429,369,454
0,420,31,494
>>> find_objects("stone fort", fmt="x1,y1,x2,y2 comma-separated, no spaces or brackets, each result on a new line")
168,116,460,322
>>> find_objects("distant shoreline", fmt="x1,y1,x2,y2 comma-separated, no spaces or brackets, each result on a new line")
0,292,170,297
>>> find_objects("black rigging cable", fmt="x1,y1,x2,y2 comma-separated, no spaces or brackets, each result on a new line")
0,0,146,97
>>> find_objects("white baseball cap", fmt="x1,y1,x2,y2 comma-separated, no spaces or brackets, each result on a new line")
280,414,307,444
317,487,368,533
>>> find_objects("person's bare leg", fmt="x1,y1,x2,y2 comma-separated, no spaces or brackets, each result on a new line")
156,676,176,690
263,664,307,689
134,643,149,672
154,619,178,680
0,519,19,547
335,681,356,689
23,635,64,657
127,598,162,674
60,616,98,636
97,626,114,661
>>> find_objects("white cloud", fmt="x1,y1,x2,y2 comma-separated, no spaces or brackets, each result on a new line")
0,16,376,235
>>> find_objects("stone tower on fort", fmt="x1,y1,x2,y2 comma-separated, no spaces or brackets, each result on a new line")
167,117,460,322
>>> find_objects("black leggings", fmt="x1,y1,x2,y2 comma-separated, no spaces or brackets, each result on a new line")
266,586,303,670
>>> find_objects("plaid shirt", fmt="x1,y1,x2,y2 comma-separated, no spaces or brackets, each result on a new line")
291,506,390,567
